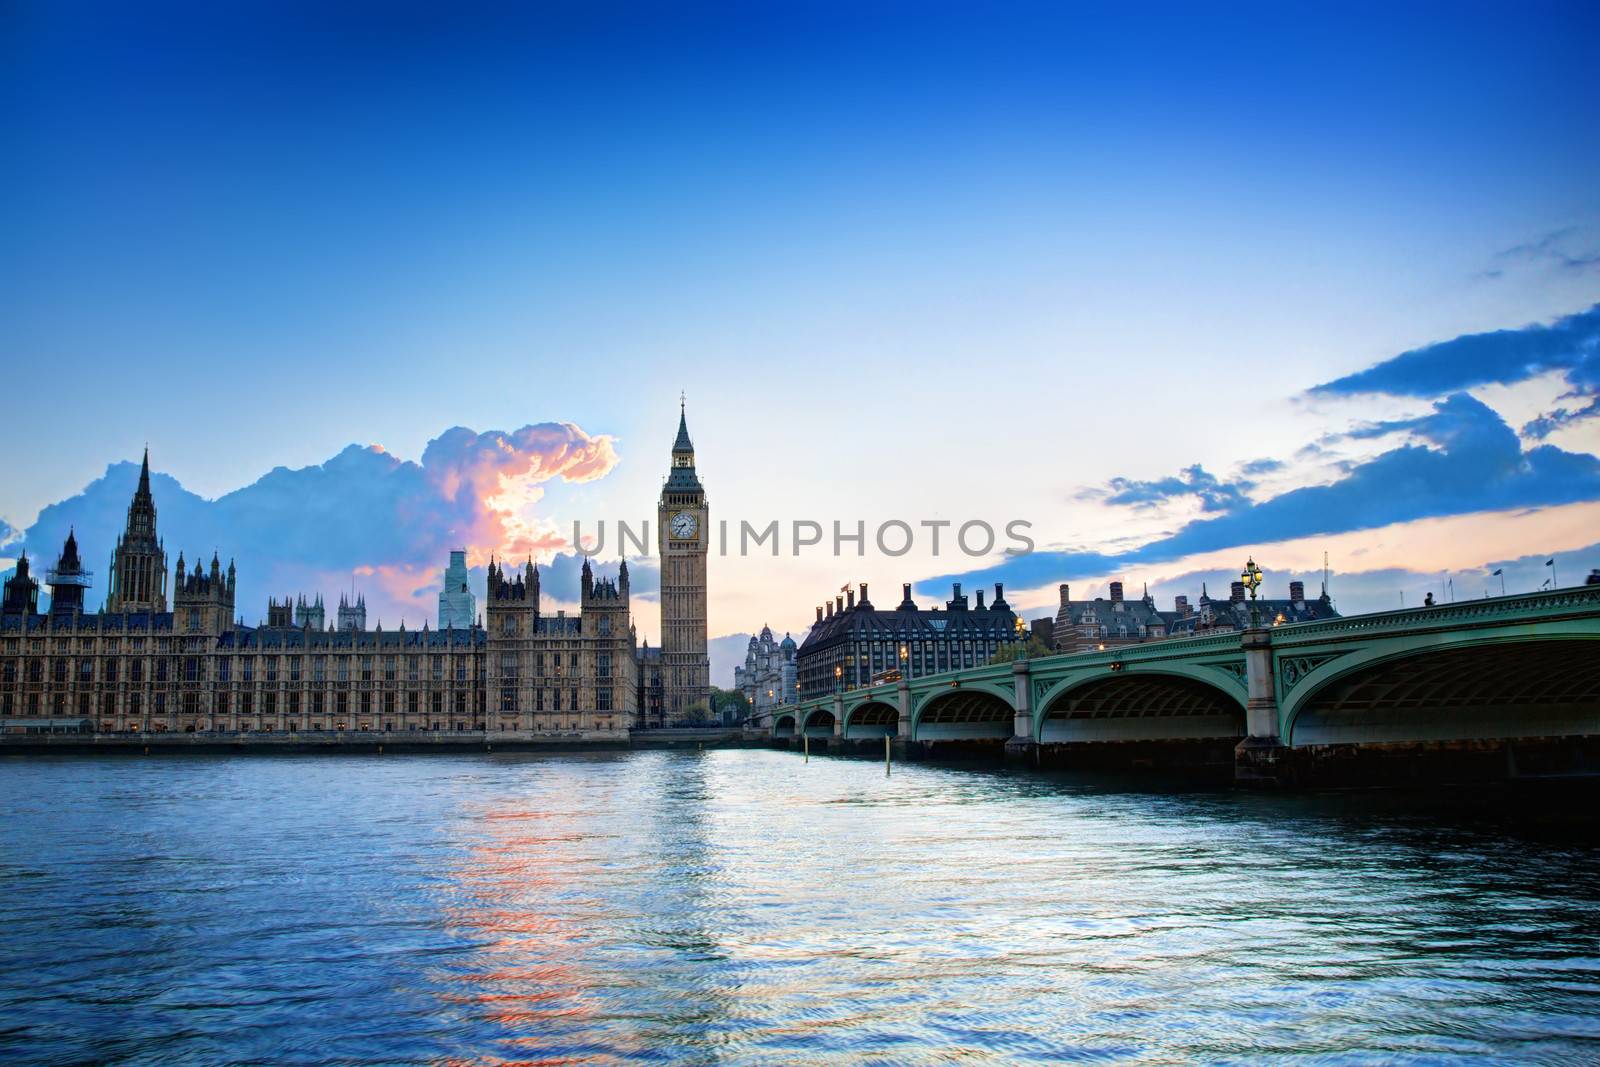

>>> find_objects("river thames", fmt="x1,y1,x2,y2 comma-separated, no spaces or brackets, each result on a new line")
2,750,1597,1064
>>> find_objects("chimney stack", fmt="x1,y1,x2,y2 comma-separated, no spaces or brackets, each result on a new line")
1059,583,1070,608
975,589,986,609
1289,580,1305,604
836,594,844,615
846,588,856,609
859,582,869,604
1109,581,1124,603
1174,594,1191,617
1230,581,1246,603
816,605,823,623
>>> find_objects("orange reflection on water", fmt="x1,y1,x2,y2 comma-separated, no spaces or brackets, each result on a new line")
431,802,647,1062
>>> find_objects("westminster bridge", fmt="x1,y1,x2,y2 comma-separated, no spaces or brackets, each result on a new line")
756,586,1600,786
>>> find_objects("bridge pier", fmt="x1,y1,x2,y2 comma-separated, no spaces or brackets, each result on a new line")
833,693,844,737
896,679,912,740
1005,657,1038,762
1234,627,1289,786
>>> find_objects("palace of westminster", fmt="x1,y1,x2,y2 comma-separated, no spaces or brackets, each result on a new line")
0,410,712,735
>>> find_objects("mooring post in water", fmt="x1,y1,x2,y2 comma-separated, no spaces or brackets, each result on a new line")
804,732,809,763
885,734,891,776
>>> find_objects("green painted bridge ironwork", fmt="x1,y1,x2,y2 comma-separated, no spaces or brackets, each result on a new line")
758,586,1600,781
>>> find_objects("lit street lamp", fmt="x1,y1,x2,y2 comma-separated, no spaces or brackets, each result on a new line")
1240,556,1264,629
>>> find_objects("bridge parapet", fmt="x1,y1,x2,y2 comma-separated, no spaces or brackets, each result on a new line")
1273,586,1600,644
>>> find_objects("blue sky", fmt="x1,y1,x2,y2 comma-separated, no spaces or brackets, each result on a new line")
4,3,1600,679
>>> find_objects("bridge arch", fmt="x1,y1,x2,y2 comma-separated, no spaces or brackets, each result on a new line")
771,712,796,738
842,699,898,738
913,684,1016,742
1284,634,1600,746
801,706,837,737
1035,668,1246,744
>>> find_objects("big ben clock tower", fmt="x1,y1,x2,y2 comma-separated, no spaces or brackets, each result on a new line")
658,399,710,720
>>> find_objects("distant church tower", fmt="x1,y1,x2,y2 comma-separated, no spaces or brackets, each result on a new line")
337,592,367,631
657,400,710,720
107,448,168,613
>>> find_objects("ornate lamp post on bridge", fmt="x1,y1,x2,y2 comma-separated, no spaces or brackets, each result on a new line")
1241,556,1264,629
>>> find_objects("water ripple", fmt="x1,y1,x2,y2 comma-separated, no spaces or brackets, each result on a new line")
1,750,1598,1064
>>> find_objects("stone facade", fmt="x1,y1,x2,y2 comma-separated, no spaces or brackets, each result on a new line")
0,410,704,735
1052,579,1340,653
657,402,710,720
797,581,1021,699
735,625,797,714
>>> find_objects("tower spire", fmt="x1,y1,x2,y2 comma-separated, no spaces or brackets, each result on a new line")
673,397,693,454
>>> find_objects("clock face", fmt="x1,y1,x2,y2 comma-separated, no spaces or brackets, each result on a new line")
670,511,698,539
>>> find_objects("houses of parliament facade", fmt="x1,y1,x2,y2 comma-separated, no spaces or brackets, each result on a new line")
0,410,712,735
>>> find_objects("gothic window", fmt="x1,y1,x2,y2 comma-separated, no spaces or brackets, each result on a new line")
598,616,611,635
